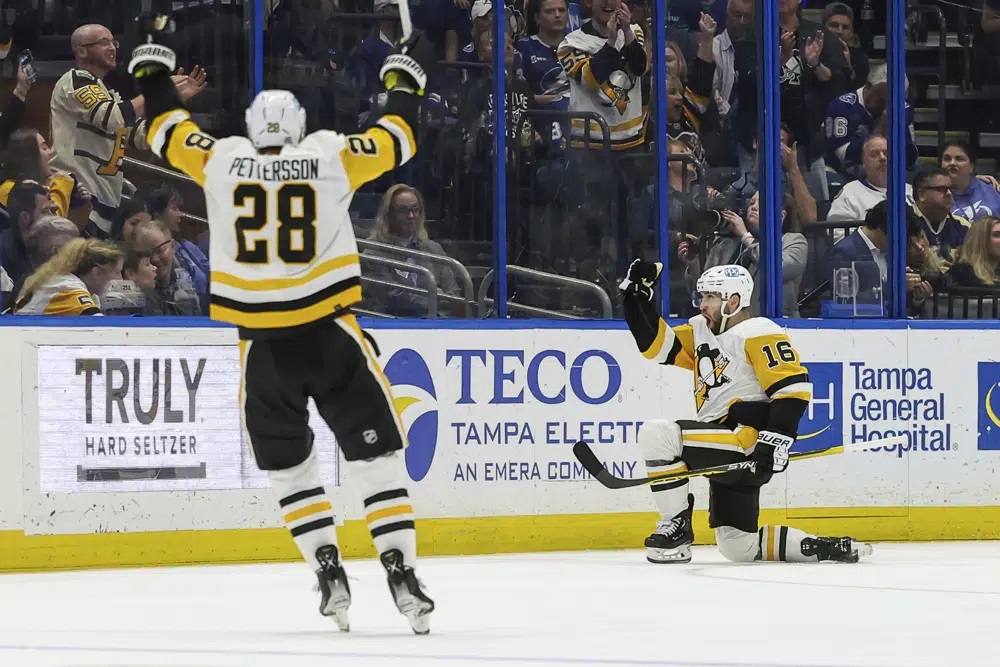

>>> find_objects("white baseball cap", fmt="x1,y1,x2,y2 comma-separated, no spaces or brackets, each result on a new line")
375,0,399,12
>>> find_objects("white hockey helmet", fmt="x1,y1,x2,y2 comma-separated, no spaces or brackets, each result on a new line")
695,264,754,328
245,90,307,149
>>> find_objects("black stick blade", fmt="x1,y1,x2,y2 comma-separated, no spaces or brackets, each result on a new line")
572,441,644,489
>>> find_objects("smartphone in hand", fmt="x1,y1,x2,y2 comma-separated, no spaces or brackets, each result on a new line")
18,49,37,84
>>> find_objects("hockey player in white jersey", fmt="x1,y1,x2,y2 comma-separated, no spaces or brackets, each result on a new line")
126,14,437,633
619,259,874,565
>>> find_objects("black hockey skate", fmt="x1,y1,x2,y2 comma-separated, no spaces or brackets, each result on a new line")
801,536,874,563
380,549,435,635
315,545,352,631
645,493,695,564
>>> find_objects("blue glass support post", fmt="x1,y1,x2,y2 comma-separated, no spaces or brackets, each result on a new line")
887,1,908,319
756,0,782,318
492,6,508,318
653,0,670,316
252,0,264,97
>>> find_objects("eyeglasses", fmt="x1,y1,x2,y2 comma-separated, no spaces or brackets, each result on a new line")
148,238,173,256
922,185,952,194
393,205,422,217
729,9,753,23
81,38,119,49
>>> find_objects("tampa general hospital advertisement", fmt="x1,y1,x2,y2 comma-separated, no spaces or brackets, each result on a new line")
30,326,1000,517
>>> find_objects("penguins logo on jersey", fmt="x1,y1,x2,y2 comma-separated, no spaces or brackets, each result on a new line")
694,343,731,411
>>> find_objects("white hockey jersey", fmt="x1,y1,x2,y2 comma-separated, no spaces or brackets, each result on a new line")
558,21,648,150
641,315,813,425
13,274,101,316
146,108,416,334
49,69,148,234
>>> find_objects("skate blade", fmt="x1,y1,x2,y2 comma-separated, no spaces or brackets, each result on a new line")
321,591,352,632
406,608,432,635
645,544,692,564
854,542,875,560
396,595,433,635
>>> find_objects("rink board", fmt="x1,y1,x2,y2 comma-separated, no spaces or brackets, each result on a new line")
1,318,999,571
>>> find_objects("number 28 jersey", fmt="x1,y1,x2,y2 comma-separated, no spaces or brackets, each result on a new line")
146,109,416,336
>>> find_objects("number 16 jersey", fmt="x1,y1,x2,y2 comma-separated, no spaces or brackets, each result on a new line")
146,108,416,338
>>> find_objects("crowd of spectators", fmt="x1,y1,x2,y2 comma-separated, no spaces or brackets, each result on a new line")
0,0,999,320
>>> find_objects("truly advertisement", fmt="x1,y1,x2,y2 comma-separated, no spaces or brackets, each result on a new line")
382,337,672,485
795,360,953,458
36,345,340,493
37,345,245,492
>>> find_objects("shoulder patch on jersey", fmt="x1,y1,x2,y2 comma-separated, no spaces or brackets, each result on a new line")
70,69,98,88
837,92,858,104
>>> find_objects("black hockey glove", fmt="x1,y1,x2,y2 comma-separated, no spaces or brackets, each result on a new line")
379,29,437,96
751,430,793,483
619,259,662,301
128,13,178,79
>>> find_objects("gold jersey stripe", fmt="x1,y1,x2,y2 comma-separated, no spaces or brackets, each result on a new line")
210,284,361,329
211,253,359,292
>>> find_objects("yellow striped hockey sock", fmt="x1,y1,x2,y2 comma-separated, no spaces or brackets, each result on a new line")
364,488,416,564
350,451,418,564
268,448,340,572
757,525,812,562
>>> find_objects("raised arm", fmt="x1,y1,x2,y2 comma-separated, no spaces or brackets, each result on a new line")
620,259,696,369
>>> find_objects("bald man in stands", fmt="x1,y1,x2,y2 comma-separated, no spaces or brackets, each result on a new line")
49,24,207,238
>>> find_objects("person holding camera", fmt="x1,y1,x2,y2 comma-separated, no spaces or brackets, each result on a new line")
678,191,807,317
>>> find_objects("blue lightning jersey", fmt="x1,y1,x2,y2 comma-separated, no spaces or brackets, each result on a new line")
515,35,569,108
824,87,918,178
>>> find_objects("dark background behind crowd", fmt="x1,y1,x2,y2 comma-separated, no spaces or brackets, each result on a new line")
0,0,999,320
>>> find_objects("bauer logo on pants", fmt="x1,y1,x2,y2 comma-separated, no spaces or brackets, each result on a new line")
792,362,842,453
384,347,438,481
977,362,1000,450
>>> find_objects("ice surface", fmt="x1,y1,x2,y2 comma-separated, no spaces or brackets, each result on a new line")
1,542,997,667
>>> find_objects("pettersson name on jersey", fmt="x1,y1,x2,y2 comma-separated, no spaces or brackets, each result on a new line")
228,157,320,181
147,102,417,335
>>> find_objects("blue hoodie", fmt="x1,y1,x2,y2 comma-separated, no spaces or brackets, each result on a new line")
951,177,1000,222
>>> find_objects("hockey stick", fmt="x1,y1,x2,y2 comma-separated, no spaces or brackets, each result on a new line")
397,0,413,40
573,435,906,490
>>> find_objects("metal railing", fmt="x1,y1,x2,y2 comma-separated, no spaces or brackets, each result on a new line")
358,239,475,318
359,254,439,318
477,265,614,319
123,157,197,186
930,287,1000,319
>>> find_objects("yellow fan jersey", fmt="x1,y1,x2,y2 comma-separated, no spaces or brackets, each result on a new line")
641,315,813,424
14,274,101,315
145,109,415,337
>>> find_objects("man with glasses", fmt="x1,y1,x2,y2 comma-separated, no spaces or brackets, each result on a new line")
50,23,207,238
911,167,970,263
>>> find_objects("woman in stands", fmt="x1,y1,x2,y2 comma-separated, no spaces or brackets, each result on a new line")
0,129,93,227
9,215,82,298
941,140,1000,222
10,238,122,315
363,184,460,317
109,195,150,243
948,216,1000,287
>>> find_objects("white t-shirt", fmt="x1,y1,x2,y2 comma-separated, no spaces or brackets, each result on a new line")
827,179,914,241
